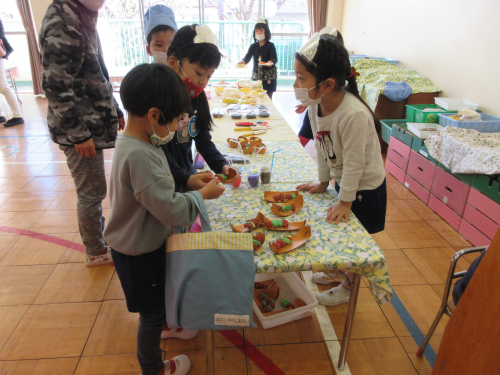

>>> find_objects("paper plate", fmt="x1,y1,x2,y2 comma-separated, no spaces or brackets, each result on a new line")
270,195,304,216
264,191,300,203
230,212,265,233
269,226,311,255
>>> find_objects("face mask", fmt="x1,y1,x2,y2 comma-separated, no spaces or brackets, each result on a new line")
152,51,168,65
294,82,325,106
255,34,266,41
150,124,174,147
178,61,204,99
78,0,106,11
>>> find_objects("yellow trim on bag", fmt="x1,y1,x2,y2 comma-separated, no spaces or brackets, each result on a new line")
167,232,253,252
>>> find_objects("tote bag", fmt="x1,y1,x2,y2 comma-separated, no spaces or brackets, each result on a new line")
165,192,256,330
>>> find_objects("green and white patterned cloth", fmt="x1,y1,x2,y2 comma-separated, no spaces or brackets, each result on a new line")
353,59,441,112
204,141,393,305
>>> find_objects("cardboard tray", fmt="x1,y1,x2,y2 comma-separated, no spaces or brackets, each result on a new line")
270,195,304,216
269,226,311,255
230,212,265,233
264,191,300,203
262,215,307,231
201,167,239,184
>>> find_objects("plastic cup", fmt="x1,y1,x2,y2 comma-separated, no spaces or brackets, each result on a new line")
247,166,261,188
231,175,242,188
260,165,271,184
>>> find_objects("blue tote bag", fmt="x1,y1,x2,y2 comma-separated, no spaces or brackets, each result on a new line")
165,193,256,330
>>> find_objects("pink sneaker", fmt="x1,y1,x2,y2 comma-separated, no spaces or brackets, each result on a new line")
161,326,198,340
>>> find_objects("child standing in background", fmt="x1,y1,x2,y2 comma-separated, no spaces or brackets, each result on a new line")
143,5,177,64
294,28,387,306
238,18,278,99
104,63,225,375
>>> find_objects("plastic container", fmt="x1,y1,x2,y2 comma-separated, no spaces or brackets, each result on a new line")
253,273,318,329
438,113,500,133
405,104,454,123
406,123,442,139
434,98,479,111
247,166,260,188
260,166,271,184
381,121,392,144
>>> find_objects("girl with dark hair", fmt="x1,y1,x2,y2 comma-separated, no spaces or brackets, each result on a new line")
294,28,386,306
238,18,278,99
164,24,237,191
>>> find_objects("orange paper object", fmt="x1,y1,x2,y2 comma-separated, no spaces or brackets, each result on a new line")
270,195,304,216
264,191,301,203
230,212,265,233
269,226,311,255
261,215,307,231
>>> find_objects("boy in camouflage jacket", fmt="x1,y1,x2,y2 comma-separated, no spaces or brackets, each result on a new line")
39,0,125,266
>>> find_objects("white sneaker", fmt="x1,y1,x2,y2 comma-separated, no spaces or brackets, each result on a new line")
311,271,345,284
164,355,190,375
316,284,350,306
85,246,114,267
161,327,198,340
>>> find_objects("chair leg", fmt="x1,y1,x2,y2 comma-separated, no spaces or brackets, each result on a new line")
416,307,446,357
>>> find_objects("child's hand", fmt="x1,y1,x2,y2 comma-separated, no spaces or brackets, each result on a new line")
199,177,225,200
326,201,352,224
187,172,212,190
222,165,239,180
296,181,329,193
267,61,274,66
237,60,245,66
295,105,307,114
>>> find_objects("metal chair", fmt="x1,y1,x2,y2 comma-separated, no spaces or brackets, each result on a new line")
416,246,487,357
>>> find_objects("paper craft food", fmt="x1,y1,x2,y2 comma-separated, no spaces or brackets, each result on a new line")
230,212,265,233
259,110,271,118
256,144,267,154
269,226,311,255
241,143,255,154
201,168,238,184
252,232,265,251
264,191,300,203
262,216,307,231
223,98,239,104
271,195,304,216
249,136,262,145
227,138,239,148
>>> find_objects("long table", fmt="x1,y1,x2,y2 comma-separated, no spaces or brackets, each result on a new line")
204,90,392,372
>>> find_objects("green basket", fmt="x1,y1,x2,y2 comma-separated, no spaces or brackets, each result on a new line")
471,174,500,205
437,163,474,186
406,104,455,124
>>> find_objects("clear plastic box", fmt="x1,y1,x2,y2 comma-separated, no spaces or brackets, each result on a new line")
434,98,479,111
438,113,500,133
253,272,318,329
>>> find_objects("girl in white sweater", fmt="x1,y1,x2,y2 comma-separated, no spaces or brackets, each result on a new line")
294,28,387,306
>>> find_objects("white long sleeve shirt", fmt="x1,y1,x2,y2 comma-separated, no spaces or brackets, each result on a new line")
308,92,386,202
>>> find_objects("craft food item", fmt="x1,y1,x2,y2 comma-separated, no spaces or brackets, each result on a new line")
271,236,293,250
252,232,265,250
266,281,280,300
264,219,289,229
293,298,307,308
276,204,295,212
215,174,227,182
230,212,264,233
246,111,258,119
255,282,266,289
230,175,242,188
231,112,242,119
244,218,261,230
256,292,267,301
259,110,271,118
227,138,239,148
273,193,297,202
248,173,260,188
281,299,293,309
223,98,239,104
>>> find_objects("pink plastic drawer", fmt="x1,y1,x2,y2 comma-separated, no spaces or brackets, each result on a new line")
387,147,409,172
389,137,411,160
463,204,499,240
428,195,462,231
406,151,436,191
459,219,491,247
404,175,430,204
430,168,470,216
467,188,500,225
385,159,406,184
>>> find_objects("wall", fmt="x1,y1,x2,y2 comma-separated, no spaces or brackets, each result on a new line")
326,0,344,33
30,0,52,34
327,0,500,116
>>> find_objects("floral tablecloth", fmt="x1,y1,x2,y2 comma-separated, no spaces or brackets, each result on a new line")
204,141,393,305
353,59,441,112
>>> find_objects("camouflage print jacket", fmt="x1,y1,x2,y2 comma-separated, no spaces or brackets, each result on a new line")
39,0,123,149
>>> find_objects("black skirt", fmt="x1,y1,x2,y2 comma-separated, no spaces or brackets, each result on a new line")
335,179,387,234
111,244,166,313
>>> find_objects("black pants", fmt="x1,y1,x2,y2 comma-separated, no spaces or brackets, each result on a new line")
111,245,167,375
335,179,387,234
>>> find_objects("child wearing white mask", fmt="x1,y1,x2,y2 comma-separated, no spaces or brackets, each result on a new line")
294,28,387,307
143,5,177,64
238,18,278,99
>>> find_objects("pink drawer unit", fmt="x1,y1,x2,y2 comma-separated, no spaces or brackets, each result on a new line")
404,175,430,204
428,195,462,231
467,188,500,225
385,159,406,184
463,204,499,240
387,147,409,172
406,151,436,191
459,219,491,247
389,137,411,160
430,168,470,217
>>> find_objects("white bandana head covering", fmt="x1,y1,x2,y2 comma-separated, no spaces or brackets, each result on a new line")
298,27,338,67
193,25,219,47
255,18,267,25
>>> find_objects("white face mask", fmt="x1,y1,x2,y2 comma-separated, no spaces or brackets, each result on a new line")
255,34,266,41
152,51,168,65
78,0,106,11
294,82,325,106
150,124,174,147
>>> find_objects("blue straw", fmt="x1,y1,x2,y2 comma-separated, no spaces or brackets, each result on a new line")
271,149,282,172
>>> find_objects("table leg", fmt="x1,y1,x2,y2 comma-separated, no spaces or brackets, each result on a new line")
338,273,361,370
206,330,214,375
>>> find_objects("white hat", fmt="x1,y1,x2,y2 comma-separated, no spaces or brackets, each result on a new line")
193,25,218,47
298,27,338,66
255,18,267,25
